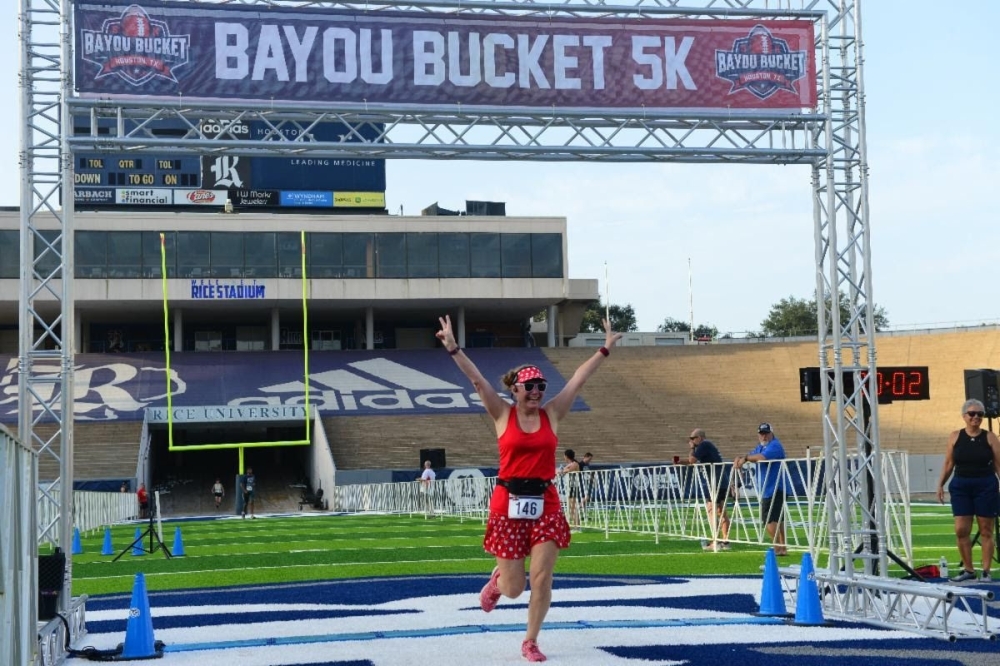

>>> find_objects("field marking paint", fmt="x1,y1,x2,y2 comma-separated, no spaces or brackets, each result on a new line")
73,551,695,583
161,617,786,654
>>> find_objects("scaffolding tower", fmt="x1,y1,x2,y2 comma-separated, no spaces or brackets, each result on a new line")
14,2,991,662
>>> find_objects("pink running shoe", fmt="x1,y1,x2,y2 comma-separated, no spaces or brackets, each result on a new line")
479,566,502,612
521,639,547,662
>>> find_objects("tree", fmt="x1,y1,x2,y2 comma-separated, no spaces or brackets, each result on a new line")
759,296,815,337
760,292,889,337
657,317,719,340
693,324,720,340
657,317,689,333
580,300,638,333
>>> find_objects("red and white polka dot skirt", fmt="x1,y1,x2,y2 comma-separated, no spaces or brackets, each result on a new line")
483,511,571,560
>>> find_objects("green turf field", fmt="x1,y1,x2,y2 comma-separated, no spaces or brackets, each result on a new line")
66,502,965,597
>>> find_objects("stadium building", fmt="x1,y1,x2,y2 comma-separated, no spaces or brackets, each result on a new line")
0,101,618,509
0,207,597,355
0,200,607,505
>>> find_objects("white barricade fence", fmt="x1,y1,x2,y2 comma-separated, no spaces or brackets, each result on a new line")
1,424,37,666
333,474,493,523
35,487,138,548
333,452,912,564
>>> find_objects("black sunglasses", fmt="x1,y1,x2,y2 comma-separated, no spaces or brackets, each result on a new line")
966,411,985,418
519,381,547,392
688,436,699,440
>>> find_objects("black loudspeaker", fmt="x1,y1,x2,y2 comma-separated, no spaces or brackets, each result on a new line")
38,547,65,620
964,369,1000,418
419,448,446,469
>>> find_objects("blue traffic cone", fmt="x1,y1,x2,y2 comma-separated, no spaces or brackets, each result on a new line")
131,527,145,557
101,527,114,556
794,551,825,625
72,527,83,555
171,527,186,557
118,572,164,659
758,547,788,616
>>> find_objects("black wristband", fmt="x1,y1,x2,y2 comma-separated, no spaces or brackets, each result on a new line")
448,347,461,356
598,346,609,357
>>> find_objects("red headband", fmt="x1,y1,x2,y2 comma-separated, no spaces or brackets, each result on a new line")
516,366,545,384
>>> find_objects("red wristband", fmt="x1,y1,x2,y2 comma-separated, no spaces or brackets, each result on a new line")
599,346,609,357
448,347,461,356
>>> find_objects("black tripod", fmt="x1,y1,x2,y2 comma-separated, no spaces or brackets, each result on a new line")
112,511,172,562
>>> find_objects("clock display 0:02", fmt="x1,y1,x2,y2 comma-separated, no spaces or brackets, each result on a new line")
862,366,929,401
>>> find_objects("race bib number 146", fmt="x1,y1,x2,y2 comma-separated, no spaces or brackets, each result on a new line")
508,495,542,519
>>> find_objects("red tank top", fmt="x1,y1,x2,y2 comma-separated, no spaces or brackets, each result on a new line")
490,408,561,515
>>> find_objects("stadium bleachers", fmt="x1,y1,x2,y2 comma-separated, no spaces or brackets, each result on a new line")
11,327,1000,475
10,421,141,481
547,328,1000,463
324,411,497,471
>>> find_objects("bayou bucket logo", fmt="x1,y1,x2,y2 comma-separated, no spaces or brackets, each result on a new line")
715,24,806,100
80,4,190,86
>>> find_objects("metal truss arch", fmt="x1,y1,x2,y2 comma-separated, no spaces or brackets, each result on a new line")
19,2,982,661
68,103,827,164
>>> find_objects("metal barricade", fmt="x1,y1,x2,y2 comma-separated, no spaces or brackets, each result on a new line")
1,424,38,666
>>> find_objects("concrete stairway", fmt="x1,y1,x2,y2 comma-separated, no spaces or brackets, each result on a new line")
324,412,497,471
15,421,143,481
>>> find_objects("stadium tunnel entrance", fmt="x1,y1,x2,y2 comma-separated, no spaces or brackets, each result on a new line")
147,420,311,516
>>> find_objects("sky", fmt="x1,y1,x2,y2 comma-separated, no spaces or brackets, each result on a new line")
2,1,997,335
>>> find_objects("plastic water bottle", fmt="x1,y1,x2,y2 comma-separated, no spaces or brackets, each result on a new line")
939,556,949,579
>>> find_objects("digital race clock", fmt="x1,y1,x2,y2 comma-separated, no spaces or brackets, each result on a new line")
799,366,930,402
867,367,930,401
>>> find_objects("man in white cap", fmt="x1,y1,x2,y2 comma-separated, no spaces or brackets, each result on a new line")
734,423,787,555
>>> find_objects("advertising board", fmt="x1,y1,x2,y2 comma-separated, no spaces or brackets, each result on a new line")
72,116,386,209
73,1,817,110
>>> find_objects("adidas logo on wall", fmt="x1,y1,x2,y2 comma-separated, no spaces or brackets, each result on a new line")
0,352,583,422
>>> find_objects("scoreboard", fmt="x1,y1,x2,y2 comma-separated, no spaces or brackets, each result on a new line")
74,155,202,188
72,117,386,210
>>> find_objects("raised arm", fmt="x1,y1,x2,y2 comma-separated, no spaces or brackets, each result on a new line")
436,315,508,421
544,319,623,424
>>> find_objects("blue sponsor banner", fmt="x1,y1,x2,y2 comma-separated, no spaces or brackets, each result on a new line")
72,1,816,110
0,349,586,423
280,191,333,207
248,122,386,192
390,468,498,484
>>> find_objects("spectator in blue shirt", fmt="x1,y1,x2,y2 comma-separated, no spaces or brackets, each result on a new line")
735,423,787,555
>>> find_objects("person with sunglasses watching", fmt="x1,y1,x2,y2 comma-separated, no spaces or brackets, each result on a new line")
936,399,1000,582
436,313,621,662
686,429,732,551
